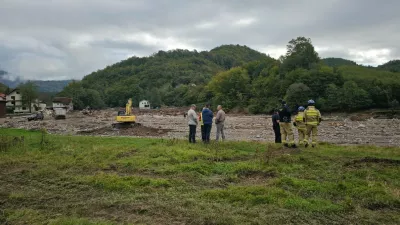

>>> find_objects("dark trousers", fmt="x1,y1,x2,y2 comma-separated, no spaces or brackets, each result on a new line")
201,125,205,141
203,124,212,143
189,125,196,143
273,125,282,143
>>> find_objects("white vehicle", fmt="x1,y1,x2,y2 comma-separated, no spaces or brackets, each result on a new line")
53,107,66,119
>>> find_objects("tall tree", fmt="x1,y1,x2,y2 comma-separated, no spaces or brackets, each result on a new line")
320,84,342,111
207,67,250,110
285,83,312,108
342,81,372,110
19,81,39,113
281,37,320,72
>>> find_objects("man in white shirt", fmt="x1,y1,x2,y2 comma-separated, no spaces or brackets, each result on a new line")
187,104,198,143
215,105,226,141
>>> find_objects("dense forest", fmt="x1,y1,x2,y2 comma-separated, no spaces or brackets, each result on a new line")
58,37,400,112
58,45,271,109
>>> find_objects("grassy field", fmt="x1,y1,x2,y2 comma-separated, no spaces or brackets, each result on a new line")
0,128,399,225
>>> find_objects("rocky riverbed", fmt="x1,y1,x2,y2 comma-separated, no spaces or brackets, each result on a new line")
1,108,399,146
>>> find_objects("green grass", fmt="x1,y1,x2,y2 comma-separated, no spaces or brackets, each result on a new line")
1,128,400,224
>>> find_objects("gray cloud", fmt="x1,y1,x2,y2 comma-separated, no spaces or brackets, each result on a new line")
1,0,399,80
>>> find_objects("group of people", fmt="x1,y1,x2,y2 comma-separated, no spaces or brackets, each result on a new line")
272,99,322,148
186,103,226,143
186,99,321,147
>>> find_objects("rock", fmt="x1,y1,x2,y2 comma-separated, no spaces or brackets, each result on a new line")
256,135,261,138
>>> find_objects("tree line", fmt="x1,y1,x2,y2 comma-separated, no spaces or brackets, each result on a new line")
57,38,400,112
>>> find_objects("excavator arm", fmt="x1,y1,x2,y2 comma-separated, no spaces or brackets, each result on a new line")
126,98,132,116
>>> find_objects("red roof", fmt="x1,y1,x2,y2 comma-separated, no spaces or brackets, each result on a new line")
0,93,5,98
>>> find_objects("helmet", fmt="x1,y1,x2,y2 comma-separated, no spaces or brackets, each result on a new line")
308,99,315,104
298,106,305,111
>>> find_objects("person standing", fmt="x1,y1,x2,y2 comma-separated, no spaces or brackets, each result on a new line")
271,109,281,143
304,100,322,148
293,106,306,146
215,105,226,141
292,103,300,115
199,107,205,142
278,100,296,148
202,103,213,143
187,104,198,143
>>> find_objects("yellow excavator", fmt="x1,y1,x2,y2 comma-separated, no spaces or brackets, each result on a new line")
112,98,140,129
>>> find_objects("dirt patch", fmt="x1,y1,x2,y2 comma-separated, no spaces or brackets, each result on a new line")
77,125,172,137
349,113,372,121
237,170,277,179
344,157,400,167
132,107,188,116
235,169,278,185
372,111,400,119
266,147,302,157
115,149,138,158
364,201,400,211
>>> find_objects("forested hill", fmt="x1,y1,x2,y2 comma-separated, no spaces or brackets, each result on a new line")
378,60,400,72
58,39,400,112
0,69,72,92
58,45,273,109
321,58,357,67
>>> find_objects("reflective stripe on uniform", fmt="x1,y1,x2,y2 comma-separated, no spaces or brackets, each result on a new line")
305,106,320,126
295,112,304,122
295,112,306,129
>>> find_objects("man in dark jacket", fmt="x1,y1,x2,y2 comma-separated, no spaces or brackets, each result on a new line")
271,109,281,143
202,103,213,143
278,100,296,148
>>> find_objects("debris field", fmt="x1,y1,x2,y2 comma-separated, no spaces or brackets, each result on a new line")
1,108,399,146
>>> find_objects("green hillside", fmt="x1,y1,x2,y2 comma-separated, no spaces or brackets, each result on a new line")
322,57,357,67
0,68,72,93
378,60,400,72
59,46,274,109
337,65,400,84
209,44,271,69
58,38,400,112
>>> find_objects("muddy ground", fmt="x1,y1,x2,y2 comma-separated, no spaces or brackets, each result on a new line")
1,108,400,146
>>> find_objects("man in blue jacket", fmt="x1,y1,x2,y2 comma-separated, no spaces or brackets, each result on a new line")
202,103,213,143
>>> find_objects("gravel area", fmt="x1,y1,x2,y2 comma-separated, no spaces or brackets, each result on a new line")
1,108,399,146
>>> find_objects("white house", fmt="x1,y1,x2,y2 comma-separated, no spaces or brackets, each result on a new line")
52,97,73,112
5,88,46,113
139,100,150,109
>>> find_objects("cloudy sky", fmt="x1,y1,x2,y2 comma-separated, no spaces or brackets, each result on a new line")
1,0,399,80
